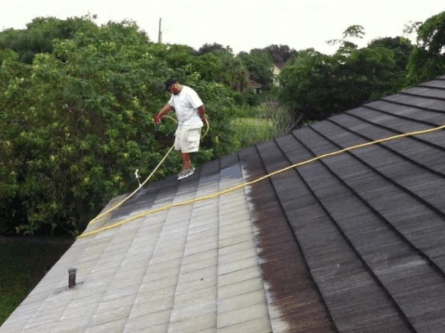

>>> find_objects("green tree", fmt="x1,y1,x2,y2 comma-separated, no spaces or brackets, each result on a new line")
0,29,53,64
191,53,222,82
368,37,413,72
0,17,239,236
326,24,364,56
279,25,399,120
406,11,445,85
0,15,98,64
279,49,341,119
163,44,195,69
195,42,250,92
220,57,249,92
238,50,274,88
198,43,233,55
252,44,298,64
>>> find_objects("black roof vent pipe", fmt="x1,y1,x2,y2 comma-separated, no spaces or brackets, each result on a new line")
68,268,77,288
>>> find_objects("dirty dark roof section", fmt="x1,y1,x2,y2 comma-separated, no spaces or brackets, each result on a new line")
242,75,445,332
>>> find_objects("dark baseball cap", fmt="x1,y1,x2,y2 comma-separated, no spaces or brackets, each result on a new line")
164,78,177,91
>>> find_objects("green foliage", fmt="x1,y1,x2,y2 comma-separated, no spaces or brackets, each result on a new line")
0,17,238,236
368,37,414,72
406,11,445,85
232,104,261,118
243,89,261,107
279,25,408,120
198,43,233,55
327,25,364,56
252,44,298,64
0,49,19,66
163,44,195,69
194,43,251,93
230,100,299,150
0,29,53,64
403,21,422,37
259,99,300,136
238,50,274,88
279,50,338,118
191,53,222,82
0,15,99,64
231,117,274,150
25,15,98,39
218,57,249,92
416,11,445,52
343,25,365,39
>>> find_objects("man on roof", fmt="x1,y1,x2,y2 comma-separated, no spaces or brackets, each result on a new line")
154,78,208,180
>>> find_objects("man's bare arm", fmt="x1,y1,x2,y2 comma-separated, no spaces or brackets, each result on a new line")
154,104,173,124
198,105,207,122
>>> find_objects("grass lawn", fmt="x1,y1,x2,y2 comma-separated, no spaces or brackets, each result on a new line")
0,238,73,326
231,117,275,149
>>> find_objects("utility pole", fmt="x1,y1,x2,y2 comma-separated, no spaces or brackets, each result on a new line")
158,18,162,44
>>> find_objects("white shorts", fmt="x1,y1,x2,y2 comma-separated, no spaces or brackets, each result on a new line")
174,128,201,153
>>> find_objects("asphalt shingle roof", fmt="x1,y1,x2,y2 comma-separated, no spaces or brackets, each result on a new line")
2,75,445,332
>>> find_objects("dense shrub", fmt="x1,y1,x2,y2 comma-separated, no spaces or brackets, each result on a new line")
0,18,238,236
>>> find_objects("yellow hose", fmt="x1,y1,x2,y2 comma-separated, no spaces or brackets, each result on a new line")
85,115,210,227
78,122,445,239
87,145,175,226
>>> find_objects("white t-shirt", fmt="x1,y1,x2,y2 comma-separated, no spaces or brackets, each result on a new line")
168,85,204,130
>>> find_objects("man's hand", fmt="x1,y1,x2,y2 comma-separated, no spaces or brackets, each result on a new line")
154,104,173,125
154,113,163,125
201,113,208,123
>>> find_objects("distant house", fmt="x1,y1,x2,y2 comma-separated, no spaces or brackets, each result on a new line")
247,78,262,94
273,63,285,86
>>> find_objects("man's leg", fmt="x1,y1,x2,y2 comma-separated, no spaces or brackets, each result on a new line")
177,151,194,180
182,152,191,170
177,150,191,170
176,129,200,179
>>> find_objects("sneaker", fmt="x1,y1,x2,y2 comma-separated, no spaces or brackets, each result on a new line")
177,167,195,180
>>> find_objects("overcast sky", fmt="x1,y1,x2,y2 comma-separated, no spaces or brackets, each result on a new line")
2,0,445,55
